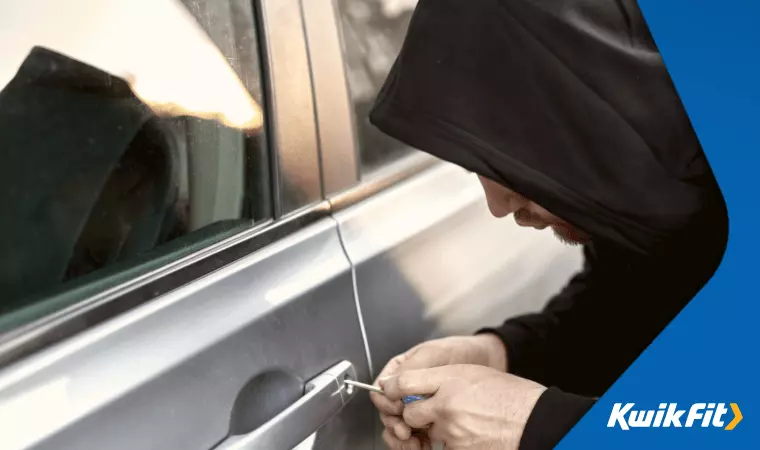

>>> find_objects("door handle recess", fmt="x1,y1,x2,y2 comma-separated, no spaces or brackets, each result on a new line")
214,361,358,450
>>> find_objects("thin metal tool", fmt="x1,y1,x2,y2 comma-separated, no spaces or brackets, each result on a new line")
343,379,428,404
344,379,384,394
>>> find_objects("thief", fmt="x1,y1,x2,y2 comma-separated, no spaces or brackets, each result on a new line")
366,1,728,449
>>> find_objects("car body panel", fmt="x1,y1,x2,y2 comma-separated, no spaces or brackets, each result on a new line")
0,219,373,450
334,162,583,376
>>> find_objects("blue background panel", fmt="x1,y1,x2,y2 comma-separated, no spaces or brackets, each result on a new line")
559,1,760,448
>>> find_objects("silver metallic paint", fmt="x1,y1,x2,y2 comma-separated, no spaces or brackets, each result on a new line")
0,220,373,450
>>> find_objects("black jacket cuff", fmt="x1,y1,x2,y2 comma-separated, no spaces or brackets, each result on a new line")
476,321,535,376
519,387,595,450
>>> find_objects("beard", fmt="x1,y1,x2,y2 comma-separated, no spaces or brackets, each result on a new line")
513,208,591,245
551,223,590,246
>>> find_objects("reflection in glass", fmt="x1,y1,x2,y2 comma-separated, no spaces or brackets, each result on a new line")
336,0,419,174
0,0,269,330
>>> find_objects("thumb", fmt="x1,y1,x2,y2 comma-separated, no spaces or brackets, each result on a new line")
375,346,440,383
397,346,448,372
379,367,447,400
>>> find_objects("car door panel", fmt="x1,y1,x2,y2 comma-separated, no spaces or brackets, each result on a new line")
0,218,374,450
334,162,584,374
333,162,582,449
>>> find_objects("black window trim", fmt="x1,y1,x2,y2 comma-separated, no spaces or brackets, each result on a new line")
0,202,331,369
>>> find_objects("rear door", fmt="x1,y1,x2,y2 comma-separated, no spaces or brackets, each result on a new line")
0,0,374,449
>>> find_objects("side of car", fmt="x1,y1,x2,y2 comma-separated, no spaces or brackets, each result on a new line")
0,1,582,449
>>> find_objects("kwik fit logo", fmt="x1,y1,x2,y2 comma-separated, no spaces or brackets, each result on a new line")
608,403,743,430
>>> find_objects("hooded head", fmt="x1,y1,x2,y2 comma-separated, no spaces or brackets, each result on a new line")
369,0,727,257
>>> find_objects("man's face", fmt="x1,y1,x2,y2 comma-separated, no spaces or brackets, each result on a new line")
478,176,591,245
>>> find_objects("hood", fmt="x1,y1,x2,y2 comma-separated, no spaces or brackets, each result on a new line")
369,0,725,255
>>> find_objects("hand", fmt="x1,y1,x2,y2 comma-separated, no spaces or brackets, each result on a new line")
379,364,546,450
371,335,508,445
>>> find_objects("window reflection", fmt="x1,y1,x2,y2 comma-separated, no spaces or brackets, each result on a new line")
0,0,269,327
336,0,418,173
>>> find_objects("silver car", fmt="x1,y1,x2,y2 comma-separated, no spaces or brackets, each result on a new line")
0,0,581,448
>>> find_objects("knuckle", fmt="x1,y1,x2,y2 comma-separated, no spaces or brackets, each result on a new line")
391,354,407,367
402,406,417,423
440,396,457,415
402,404,428,429
411,347,433,363
396,373,413,391
449,422,467,440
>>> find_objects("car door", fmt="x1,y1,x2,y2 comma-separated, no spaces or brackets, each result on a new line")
304,1,585,446
0,1,375,449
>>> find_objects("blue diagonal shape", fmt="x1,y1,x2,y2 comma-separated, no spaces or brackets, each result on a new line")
559,1,760,448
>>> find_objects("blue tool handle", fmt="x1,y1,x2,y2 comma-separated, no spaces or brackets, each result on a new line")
402,395,430,405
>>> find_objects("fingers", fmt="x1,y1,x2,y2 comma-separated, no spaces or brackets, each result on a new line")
413,431,433,450
419,437,432,450
392,347,441,372
371,391,404,416
382,428,423,450
376,354,406,381
380,413,412,441
380,367,447,400
377,342,450,384
402,398,437,429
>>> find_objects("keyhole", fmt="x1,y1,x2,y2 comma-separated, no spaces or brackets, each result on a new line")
343,374,355,395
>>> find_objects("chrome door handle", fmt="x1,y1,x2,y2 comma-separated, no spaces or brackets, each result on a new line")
213,361,358,450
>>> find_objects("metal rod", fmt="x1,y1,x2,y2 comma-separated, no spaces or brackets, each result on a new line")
344,379,384,394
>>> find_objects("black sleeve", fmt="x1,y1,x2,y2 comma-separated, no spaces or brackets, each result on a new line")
478,244,645,396
478,232,719,397
519,387,596,450
478,244,602,393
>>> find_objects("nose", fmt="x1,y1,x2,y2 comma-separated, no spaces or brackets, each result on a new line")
478,176,530,218
485,192,527,218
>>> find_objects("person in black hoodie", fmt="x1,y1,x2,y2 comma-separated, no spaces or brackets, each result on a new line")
366,1,728,449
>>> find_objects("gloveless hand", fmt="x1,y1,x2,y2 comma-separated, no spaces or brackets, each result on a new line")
371,335,508,444
379,365,547,450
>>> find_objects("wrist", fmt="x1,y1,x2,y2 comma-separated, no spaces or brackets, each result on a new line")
475,333,508,372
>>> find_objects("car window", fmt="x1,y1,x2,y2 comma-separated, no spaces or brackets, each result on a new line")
335,0,419,175
0,0,270,333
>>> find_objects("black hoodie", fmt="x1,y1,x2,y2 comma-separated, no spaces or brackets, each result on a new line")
368,0,728,448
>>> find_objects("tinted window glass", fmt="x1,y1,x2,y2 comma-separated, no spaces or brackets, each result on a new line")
336,0,419,175
0,0,270,332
